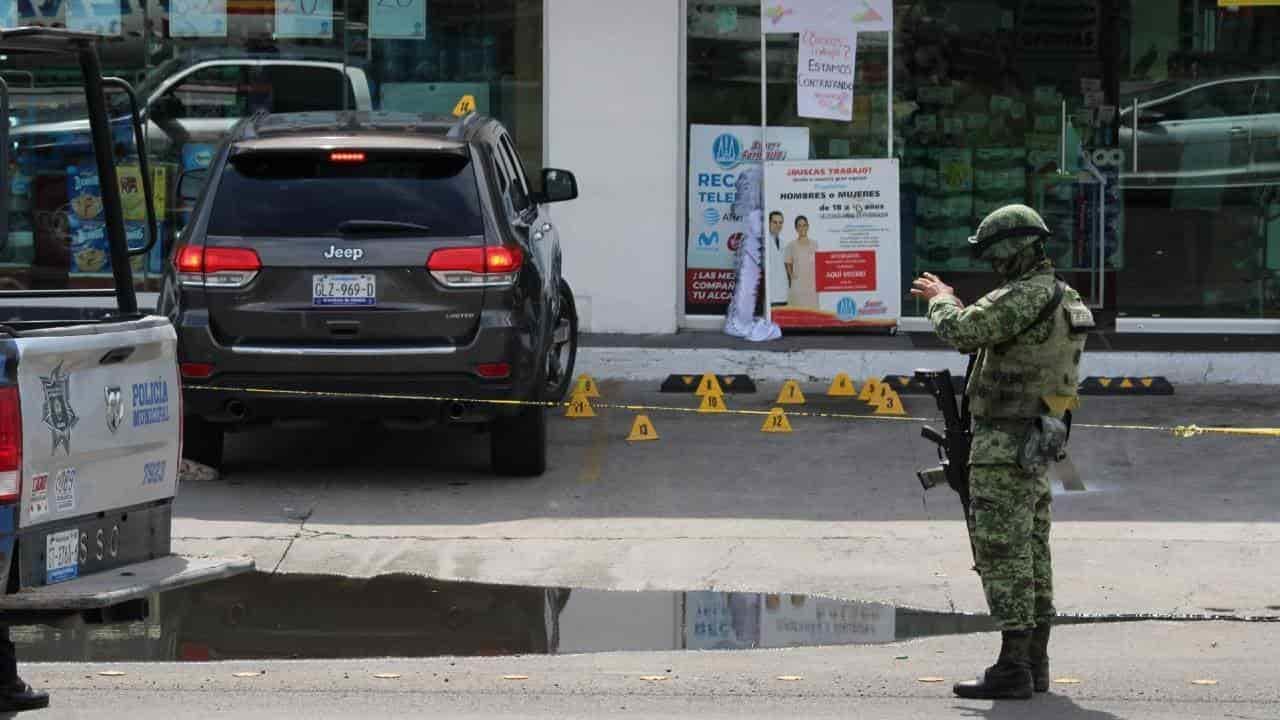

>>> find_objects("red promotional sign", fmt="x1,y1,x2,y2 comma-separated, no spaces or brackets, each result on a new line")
815,251,876,292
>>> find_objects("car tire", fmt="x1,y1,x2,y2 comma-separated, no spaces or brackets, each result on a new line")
490,406,547,477
183,415,224,469
543,279,579,402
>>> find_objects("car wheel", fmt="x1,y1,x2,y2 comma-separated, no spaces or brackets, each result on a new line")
490,406,547,477
543,279,579,401
183,415,225,469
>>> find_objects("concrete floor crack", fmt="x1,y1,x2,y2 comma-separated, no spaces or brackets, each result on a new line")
701,540,744,589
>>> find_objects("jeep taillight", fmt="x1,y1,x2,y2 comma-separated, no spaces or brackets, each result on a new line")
176,245,262,288
0,386,21,504
427,246,523,288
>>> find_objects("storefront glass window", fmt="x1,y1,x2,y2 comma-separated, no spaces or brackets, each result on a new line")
1,1,542,293
688,0,1280,324
685,2,891,316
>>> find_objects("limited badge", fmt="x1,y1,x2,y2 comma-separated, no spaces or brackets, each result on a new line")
40,362,78,455
105,386,124,435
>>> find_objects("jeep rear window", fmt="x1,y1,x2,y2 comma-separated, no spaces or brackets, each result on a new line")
206,151,484,237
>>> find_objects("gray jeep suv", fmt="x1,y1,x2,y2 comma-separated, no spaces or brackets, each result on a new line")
160,111,579,476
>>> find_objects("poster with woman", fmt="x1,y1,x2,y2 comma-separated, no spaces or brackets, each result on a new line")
765,159,901,329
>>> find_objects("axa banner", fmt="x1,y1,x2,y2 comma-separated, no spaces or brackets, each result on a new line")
762,0,893,35
765,159,901,329
686,124,810,316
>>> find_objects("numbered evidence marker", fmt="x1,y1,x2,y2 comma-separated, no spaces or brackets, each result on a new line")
575,374,601,398
858,377,882,402
775,380,806,405
827,373,858,397
873,388,907,416
695,373,723,397
761,407,793,433
453,94,477,117
565,392,596,418
698,392,727,413
627,414,659,442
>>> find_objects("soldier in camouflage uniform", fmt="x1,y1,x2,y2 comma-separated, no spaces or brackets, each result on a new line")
911,204,1094,700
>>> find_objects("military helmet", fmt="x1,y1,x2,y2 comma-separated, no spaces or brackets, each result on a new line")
968,204,1051,260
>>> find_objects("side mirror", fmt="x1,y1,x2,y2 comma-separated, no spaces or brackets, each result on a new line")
534,168,578,204
149,94,182,122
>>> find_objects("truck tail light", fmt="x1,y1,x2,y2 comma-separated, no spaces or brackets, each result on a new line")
175,245,262,288
0,386,21,505
475,362,511,379
180,363,215,380
427,246,523,288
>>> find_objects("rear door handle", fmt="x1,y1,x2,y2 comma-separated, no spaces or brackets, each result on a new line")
1230,126,1247,135
99,346,135,365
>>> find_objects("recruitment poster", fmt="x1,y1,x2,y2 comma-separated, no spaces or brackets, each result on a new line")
765,159,901,329
797,29,856,122
686,124,810,316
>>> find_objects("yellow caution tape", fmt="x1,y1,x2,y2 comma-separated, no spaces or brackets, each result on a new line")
183,386,1280,439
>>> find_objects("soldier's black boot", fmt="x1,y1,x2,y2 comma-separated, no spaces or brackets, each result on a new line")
953,629,1034,700
0,679,49,712
1030,622,1051,693
0,629,49,712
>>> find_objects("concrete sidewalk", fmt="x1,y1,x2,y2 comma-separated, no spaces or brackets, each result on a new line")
26,621,1280,719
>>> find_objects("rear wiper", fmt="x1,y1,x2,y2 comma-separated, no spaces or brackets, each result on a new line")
337,220,432,235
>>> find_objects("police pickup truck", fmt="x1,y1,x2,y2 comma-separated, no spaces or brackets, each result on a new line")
0,28,251,698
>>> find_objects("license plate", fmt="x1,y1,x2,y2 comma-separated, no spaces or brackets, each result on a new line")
45,528,79,585
313,274,376,306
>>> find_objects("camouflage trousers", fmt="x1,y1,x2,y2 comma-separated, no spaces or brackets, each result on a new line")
967,462,1055,631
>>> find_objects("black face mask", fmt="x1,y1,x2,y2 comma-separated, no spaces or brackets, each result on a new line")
984,240,1046,280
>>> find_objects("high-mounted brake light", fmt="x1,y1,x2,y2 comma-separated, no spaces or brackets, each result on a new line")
330,151,366,164
0,386,22,505
175,245,262,288
427,246,524,288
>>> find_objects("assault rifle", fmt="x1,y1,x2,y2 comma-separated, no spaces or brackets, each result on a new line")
914,364,976,562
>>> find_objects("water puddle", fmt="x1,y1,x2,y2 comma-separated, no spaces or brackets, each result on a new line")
9,573,1274,662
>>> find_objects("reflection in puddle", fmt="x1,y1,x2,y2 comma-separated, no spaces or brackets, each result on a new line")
4,572,1214,662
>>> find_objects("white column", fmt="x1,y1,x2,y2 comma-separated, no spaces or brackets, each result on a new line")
545,0,683,334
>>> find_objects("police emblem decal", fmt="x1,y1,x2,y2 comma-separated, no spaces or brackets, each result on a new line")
40,362,78,455
105,385,124,435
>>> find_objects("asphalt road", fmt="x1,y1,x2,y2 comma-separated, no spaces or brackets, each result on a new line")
170,382,1280,618
20,621,1280,719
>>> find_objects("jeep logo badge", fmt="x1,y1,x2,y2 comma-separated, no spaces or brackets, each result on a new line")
324,246,365,261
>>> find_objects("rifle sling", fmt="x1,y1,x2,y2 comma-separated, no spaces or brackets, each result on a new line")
994,279,1066,354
